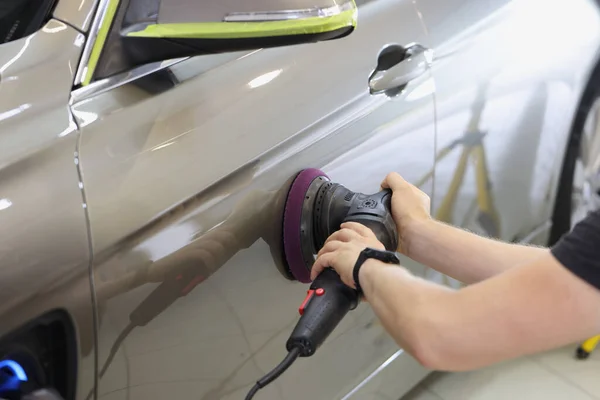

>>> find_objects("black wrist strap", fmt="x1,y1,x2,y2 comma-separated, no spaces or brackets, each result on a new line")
353,248,400,295
352,251,369,295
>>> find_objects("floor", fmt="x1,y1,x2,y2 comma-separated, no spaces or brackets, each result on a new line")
402,345,600,400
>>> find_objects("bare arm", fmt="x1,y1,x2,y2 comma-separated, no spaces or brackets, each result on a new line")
405,219,548,284
360,252,600,371
313,172,600,372
381,172,547,284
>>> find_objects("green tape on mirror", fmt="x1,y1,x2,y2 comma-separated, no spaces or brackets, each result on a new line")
125,8,357,39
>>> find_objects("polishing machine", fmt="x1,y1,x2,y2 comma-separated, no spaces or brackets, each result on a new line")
246,168,398,399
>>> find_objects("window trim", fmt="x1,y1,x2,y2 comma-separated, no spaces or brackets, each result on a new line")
72,0,188,100
71,57,186,103
74,0,116,86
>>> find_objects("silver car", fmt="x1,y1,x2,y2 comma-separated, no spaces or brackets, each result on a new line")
1,0,599,399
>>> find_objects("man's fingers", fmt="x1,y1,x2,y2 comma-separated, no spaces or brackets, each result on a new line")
324,228,362,245
317,240,343,257
340,222,375,238
381,172,408,191
311,253,334,280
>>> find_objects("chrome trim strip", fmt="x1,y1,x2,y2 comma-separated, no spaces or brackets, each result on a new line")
74,0,111,86
71,58,187,103
223,2,355,22
340,350,404,399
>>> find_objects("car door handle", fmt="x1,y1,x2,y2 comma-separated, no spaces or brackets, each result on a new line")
368,43,433,96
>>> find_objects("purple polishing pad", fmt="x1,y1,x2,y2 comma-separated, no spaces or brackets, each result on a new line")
283,168,329,283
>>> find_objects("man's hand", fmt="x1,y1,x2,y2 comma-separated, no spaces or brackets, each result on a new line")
310,222,385,288
381,172,431,254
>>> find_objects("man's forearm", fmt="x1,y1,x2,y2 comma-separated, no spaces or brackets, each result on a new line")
405,219,548,283
360,254,600,372
359,259,454,366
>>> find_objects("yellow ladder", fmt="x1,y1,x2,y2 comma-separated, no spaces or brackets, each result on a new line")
575,336,600,360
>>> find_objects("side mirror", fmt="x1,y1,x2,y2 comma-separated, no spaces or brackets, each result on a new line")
121,0,357,67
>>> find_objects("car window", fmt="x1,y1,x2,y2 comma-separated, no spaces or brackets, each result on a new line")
0,0,56,44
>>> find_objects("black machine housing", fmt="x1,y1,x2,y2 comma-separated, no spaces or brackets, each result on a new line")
245,172,400,398
297,176,398,278
284,175,398,357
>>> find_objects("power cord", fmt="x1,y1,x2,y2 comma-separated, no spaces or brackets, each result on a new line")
244,347,301,400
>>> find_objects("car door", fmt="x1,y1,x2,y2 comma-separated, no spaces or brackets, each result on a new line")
71,0,435,399
0,17,95,400
417,0,600,280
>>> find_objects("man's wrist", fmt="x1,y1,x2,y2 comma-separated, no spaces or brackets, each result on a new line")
358,258,385,296
400,217,433,257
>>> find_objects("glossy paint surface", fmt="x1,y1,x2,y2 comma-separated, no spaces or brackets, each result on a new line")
420,0,600,261
0,0,599,398
73,0,435,398
0,20,94,399
74,0,600,397
54,0,98,32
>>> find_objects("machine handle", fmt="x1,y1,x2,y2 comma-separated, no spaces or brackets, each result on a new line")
286,268,359,357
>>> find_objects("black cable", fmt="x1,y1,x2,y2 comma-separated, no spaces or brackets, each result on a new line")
244,347,301,400
244,384,260,400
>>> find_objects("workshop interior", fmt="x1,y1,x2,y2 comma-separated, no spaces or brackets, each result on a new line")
1,0,600,399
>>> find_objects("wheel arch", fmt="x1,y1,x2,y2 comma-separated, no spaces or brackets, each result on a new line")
547,49,600,245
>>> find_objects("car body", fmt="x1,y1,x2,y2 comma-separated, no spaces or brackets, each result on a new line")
1,0,599,399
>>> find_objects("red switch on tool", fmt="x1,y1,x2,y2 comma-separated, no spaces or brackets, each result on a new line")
299,289,315,315
315,288,325,296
